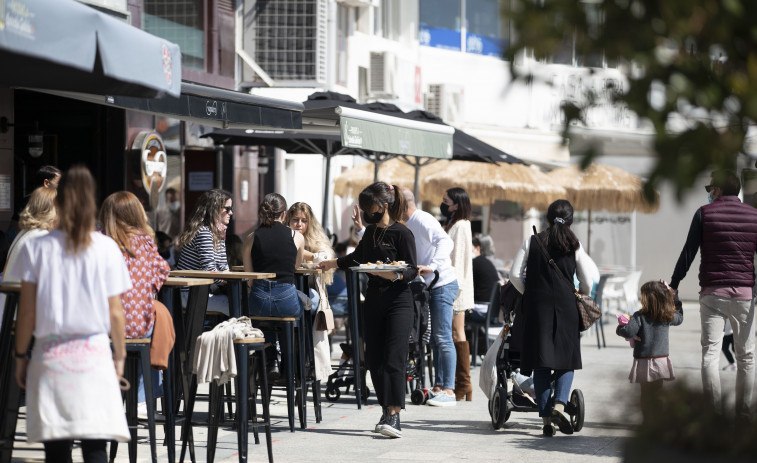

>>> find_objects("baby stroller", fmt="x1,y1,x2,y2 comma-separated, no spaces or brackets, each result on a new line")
406,271,437,405
324,342,370,402
488,282,585,431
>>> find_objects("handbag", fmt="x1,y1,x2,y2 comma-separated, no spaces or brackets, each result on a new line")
531,227,601,332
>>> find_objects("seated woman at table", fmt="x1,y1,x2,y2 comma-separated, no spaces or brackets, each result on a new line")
1,187,57,324
286,202,336,302
243,193,305,374
176,188,233,315
318,182,418,439
100,191,171,406
15,166,131,462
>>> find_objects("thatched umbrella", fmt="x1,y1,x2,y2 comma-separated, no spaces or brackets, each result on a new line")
333,158,446,202
422,161,566,209
546,163,659,213
546,163,660,257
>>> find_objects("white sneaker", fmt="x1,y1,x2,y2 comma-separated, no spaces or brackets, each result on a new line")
427,392,457,407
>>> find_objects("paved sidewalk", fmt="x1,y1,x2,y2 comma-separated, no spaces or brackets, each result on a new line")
11,301,742,462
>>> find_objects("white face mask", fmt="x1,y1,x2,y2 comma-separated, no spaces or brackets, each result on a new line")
168,201,180,212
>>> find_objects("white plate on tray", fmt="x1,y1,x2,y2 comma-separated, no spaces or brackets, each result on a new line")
350,263,408,271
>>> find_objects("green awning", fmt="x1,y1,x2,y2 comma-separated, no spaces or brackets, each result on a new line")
303,106,454,159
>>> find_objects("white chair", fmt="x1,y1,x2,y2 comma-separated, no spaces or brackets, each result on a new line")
602,269,642,315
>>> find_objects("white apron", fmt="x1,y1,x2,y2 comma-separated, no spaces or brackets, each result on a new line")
26,333,130,443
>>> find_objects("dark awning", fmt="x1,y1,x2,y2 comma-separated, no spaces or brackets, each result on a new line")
0,0,181,98
41,83,304,130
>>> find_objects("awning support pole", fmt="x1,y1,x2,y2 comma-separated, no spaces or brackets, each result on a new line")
322,140,333,232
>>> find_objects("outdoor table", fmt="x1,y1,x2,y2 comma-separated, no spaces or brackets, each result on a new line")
0,283,21,463
169,270,275,319
159,276,214,463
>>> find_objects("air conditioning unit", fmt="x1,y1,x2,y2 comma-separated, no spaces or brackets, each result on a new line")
369,51,398,98
424,84,465,126
336,0,379,7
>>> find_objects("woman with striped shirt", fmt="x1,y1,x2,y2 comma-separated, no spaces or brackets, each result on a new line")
176,189,233,314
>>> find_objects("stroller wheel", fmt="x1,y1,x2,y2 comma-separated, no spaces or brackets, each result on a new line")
325,385,341,402
491,386,510,429
410,389,425,405
569,389,585,432
360,385,371,402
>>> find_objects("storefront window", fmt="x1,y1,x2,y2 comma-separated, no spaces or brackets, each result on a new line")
420,0,462,51
143,0,205,71
420,0,508,57
465,0,509,57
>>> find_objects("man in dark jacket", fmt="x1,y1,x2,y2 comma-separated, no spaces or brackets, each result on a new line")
670,169,757,419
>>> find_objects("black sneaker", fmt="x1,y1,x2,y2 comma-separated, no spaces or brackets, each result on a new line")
542,424,556,436
379,413,402,438
373,408,387,433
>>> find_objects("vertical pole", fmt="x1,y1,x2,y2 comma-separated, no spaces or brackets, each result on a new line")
587,209,592,255
630,210,637,268
413,158,421,200
322,143,332,232
374,155,380,182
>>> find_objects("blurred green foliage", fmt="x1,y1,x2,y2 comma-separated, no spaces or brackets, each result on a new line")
504,0,757,200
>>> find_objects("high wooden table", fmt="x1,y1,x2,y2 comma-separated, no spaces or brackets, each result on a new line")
0,283,21,463
169,270,275,319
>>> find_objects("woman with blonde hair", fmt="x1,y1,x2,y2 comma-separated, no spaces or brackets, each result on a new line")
15,166,132,462
285,202,335,285
1,187,57,323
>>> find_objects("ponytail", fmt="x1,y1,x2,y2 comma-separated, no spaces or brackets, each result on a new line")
545,199,580,253
388,185,406,223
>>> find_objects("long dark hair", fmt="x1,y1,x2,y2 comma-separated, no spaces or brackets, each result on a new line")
358,182,406,223
178,188,231,250
444,187,472,230
544,199,580,253
258,193,287,227
57,165,96,254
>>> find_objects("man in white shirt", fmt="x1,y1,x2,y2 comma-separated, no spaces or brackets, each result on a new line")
400,188,460,406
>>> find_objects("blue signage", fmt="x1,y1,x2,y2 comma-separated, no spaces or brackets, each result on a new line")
420,24,507,58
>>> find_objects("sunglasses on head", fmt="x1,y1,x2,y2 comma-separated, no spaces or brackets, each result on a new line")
705,185,715,193
223,206,233,213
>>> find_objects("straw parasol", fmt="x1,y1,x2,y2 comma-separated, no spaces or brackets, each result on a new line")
422,161,566,209
546,163,659,213
333,158,446,202
546,163,660,258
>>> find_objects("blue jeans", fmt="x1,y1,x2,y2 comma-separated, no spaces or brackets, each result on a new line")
533,368,574,417
137,324,163,403
429,280,458,390
248,280,303,344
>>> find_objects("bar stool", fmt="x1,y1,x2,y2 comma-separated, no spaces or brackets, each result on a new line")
204,337,272,463
248,315,306,432
109,339,158,463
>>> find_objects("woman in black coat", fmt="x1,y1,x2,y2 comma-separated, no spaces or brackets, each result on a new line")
509,199,599,436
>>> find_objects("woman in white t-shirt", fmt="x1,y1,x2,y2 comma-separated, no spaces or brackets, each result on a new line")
15,166,132,463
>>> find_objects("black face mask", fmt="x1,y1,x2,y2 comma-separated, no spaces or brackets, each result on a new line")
363,209,384,225
439,202,451,219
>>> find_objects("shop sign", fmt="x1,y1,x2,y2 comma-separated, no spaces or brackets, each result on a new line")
132,131,167,195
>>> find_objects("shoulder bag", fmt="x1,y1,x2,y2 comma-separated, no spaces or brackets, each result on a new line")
531,227,600,332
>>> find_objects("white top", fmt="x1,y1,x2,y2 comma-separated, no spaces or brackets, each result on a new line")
0,228,49,326
405,209,457,288
448,220,474,311
509,236,600,296
18,230,132,338
4,228,49,284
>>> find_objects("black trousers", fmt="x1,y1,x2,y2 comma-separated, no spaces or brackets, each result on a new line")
722,333,735,364
44,439,107,463
363,284,414,408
